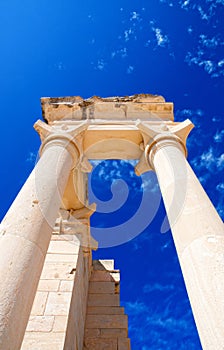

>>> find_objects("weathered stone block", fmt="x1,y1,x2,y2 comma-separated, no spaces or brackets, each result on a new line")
26,316,54,332
48,240,79,255
85,315,128,329
89,281,115,294
101,328,128,338
90,271,117,282
44,292,72,316
59,280,74,292
53,316,68,332
118,337,131,350
87,306,124,315
84,328,101,338
45,253,78,263
41,262,75,280
38,279,60,292
88,294,120,307
84,337,117,350
31,291,48,316
21,332,65,350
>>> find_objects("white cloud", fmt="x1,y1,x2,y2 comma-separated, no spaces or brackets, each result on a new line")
216,183,224,193
124,300,149,315
95,59,106,71
150,22,169,47
176,108,204,118
199,34,220,48
187,26,193,34
203,60,215,74
185,51,224,78
159,0,174,6
197,5,209,20
127,65,134,74
122,289,200,349
155,28,168,46
130,11,141,21
180,0,190,9
218,59,224,67
214,130,224,142
216,202,224,218
143,283,175,293
140,173,159,193
26,151,37,164
124,28,134,42
200,148,216,169
112,47,128,58
217,153,224,169
54,62,66,70
206,0,224,4
144,39,151,47
192,147,224,172
212,116,222,122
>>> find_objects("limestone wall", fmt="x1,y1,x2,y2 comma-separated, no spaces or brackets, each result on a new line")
21,234,89,350
83,260,131,350
21,237,130,350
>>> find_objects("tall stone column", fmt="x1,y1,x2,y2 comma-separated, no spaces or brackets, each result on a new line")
138,121,224,350
0,122,81,350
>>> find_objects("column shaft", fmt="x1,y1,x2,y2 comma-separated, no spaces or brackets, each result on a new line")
148,142,224,350
0,143,75,350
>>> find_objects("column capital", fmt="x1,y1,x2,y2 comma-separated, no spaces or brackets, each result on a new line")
34,120,90,168
135,119,194,174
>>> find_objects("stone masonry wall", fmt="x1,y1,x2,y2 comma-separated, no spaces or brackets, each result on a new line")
21,234,90,350
83,260,131,350
21,237,130,350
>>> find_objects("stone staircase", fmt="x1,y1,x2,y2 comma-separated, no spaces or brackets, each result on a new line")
83,260,131,350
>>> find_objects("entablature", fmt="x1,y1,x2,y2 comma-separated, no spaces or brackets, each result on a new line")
41,94,174,123
49,119,179,160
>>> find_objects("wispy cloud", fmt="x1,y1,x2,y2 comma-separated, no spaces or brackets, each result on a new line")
216,183,224,193
150,21,169,48
176,108,204,121
122,297,200,349
214,130,224,142
185,52,220,76
192,147,224,172
26,151,37,164
124,300,149,315
127,65,134,74
94,58,106,71
130,11,141,22
199,34,221,48
143,283,175,293
54,61,66,71
158,0,224,77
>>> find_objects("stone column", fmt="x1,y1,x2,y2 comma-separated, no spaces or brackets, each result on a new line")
0,127,79,350
139,121,224,350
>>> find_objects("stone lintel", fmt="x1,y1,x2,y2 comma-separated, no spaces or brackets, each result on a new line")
41,94,173,123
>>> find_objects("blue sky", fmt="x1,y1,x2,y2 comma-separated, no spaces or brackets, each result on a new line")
0,1,223,349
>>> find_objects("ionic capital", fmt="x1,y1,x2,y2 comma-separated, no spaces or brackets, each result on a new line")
135,119,194,174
